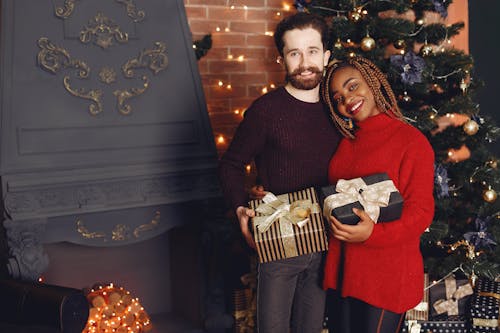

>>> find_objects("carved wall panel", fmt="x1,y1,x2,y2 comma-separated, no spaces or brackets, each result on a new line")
0,0,219,279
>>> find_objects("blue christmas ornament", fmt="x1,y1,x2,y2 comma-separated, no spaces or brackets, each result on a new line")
390,51,425,86
464,217,497,250
434,163,450,198
432,0,448,18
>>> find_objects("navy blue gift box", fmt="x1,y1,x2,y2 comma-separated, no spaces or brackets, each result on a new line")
318,173,403,225
469,278,500,333
429,276,473,320
401,320,468,333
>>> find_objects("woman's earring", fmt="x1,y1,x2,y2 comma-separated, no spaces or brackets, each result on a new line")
343,117,353,129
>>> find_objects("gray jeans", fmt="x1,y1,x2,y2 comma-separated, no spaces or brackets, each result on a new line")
257,252,326,333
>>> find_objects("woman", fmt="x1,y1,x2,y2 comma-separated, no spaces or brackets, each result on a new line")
320,56,435,333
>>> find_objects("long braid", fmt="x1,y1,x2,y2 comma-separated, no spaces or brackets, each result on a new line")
322,56,405,139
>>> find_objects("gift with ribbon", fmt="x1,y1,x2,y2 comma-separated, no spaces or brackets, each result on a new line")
469,278,500,332
248,187,327,263
402,320,468,333
429,275,473,320
318,173,404,225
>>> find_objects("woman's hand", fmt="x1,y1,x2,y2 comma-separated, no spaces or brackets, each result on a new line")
248,185,267,199
329,208,375,243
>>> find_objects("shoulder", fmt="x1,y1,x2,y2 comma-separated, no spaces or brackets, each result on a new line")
393,120,432,149
243,88,285,120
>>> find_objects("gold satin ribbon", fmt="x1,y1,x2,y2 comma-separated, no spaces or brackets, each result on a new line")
433,276,473,316
472,291,500,328
322,177,397,223
253,192,320,258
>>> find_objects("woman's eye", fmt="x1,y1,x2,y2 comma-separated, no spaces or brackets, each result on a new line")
334,96,344,104
348,83,358,91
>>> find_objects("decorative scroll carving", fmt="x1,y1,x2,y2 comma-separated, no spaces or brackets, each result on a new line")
64,76,104,115
80,12,128,49
3,219,49,281
113,75,149,115
99,66,117,84
77,219,106,240
122,42,168,77
37,37,89,78
54,0,145,22
115,0,146,22
38,37,104,115
54,0,77,19
76,211,160,242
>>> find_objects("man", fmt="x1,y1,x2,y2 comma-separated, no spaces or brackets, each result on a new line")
218,13,341,333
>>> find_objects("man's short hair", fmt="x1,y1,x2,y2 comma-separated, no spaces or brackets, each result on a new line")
274,12,329,57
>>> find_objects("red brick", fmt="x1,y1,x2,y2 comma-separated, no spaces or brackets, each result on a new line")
196,59,209,74
230,21,266,34
204,47,230,59
207,85,247,99
246,34,275,47
246,59,283,72
185,6,207,19
230,73,267,85
201,73,230,86
229,47,266,59
238,0,266,7
247,9,283,21
212,33,248,47
209,59,247,73
208,7,246,21
187,0,227,5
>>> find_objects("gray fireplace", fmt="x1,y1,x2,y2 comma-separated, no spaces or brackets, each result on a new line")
0,0,221,330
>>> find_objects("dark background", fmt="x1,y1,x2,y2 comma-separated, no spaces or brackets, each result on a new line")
469,1,500,155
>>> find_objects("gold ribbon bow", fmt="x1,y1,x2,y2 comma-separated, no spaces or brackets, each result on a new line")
323,177,397,223
472,291,500,328
253,192,320,258
433,276,473,316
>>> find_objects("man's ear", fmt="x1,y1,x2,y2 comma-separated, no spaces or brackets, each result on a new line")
323,50,331,66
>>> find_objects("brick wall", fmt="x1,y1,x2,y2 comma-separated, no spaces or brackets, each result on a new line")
183,0,294,156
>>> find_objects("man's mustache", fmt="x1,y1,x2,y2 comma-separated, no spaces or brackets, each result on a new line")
289,66,322,76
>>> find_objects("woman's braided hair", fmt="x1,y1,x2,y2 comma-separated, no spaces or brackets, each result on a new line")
320,56,405,139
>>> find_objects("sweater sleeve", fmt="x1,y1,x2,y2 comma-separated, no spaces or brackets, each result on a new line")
363,133,435,248
218,103,268,211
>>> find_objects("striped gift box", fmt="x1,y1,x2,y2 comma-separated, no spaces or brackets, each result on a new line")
249,187,328,263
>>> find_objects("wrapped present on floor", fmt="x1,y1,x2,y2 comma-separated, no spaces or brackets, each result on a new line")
406,274,430,321
318,173,404,225
402,320,469,333
469,278,500,333
249,187,327,263
429,275,473,320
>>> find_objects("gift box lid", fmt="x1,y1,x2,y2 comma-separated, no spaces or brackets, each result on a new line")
318,173,403,225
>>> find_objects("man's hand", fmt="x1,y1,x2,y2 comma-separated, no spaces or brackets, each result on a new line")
329,208,375,243
248,185,266,200
236,206,257,249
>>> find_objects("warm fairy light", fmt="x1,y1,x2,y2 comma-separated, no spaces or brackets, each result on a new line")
230,5,235,9
270,83,276,89
261,87,268,94
349,52,356,57
217,135,225,144
276,12,281,16
237,55,245,62
225,27,230,32
38,276,44,283
227,54,233,60
83,283,152,333
234,109,240,115
216,27,221,32
218,80,224,87
192,44,196,49
243,5,248,10
265,31,274,36
226,84,232,90
246,164,252,173
283,3,291,11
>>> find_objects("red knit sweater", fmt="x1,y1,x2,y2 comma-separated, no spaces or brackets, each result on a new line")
323,113,435,313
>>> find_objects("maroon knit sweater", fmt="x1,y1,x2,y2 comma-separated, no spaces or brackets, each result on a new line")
219,87,341,211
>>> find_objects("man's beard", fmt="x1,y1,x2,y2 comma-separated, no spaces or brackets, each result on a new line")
286,66,323,90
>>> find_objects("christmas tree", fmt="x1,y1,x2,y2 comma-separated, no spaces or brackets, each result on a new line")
296,0,500,281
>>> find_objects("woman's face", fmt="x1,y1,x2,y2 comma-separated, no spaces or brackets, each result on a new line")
329,66,380,122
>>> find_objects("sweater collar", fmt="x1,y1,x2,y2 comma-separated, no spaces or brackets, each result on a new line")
356,112,394,133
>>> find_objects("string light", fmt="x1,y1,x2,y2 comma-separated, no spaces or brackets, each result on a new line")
283,3,291,11
237,55,245,62
217,135,226,144
245,164,252,173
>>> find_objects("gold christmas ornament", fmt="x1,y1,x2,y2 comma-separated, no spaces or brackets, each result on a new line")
394,39,406,49
360,36,376,51
348,10,362,22
334,38,343,50
483,187,497,203
463,119,479,135
420,43,433,56
487,159,498,169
